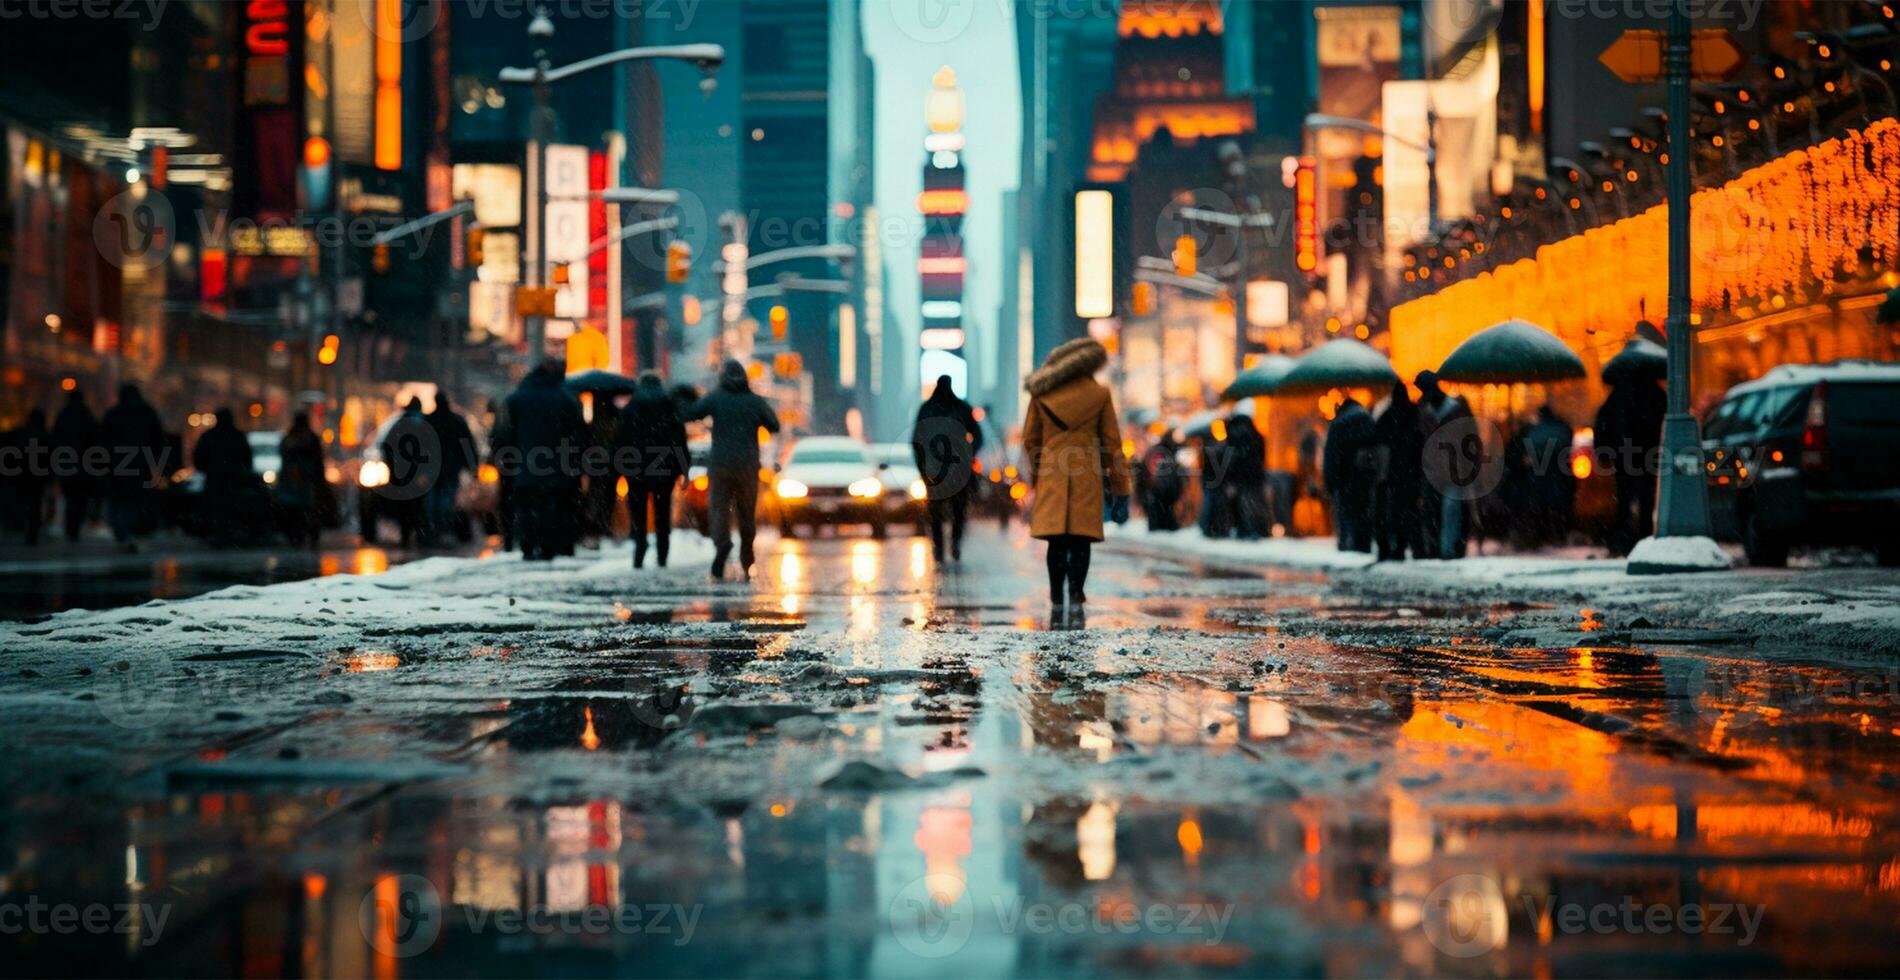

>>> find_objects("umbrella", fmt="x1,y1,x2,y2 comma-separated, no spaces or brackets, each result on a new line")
1127,406,1161,427
562,369,638,395
1600,336,1669,384
1436,319,1585,384
1181,409,1224,439
1220,354,1297,401
1276,338,1400,394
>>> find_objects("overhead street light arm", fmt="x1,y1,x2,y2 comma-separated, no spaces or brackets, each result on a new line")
498,44,725,86
370,200,474,246
1178,206,1275,229
1135,268,1226,297
715,244,859,274
1303,113,1434,160
585,215,679,258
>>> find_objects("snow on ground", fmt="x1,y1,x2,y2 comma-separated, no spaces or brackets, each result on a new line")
1109,521,1900,656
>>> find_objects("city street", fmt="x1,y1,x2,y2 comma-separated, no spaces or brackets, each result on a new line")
3,526,1897,976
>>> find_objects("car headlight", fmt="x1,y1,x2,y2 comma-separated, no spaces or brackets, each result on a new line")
908,479,927,500
359,460,391,489
848,477,884,499
262,470,277,485
776,478,809,499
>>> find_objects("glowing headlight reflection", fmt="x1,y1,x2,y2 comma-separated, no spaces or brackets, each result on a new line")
776,478,809,499
908,479,927,500
359,460,391,488
848,477,883,499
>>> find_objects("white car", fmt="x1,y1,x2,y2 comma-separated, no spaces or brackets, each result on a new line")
871,442,928,528
772,436,889,538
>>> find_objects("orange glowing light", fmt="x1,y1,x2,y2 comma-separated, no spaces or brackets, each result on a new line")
303,136,330,169
1571,453,1593,479
1009,482,1027,500
1209,418,1228,442
478,463,500,484
60,377,77,392
1177,817,1204,863
916,189,968,215
580,707,601,750
373,0,402,170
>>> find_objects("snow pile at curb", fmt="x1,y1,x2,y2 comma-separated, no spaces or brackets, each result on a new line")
1105,523,1376,572
1626,535,1733,575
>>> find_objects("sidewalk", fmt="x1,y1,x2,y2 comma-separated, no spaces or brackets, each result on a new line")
1106,522,1900,657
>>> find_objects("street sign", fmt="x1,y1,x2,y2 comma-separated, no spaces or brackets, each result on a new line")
1599,28,1747,84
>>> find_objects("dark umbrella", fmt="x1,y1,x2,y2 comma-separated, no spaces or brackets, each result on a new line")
1220,354,1296,401
1276,339,1400,394
561,369,638,396
1600,337,1669,384
1436,319,1585,384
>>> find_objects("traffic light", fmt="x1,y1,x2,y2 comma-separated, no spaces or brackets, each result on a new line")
551,262,570,285
1131,280,1156,317
1173,234,1196,277
372,243,391,274
768,304,789,341
467,227,485,266
666,240,692,284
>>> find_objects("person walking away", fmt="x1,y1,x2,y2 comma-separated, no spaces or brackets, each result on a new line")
579,397,620,546
503,361,587,561
425,392,477,546
1372,381,1423,560
277,412,327,547
1516,405,1576,547
193,408,255,547
380,398,432,546
911,374,984,562
3,409,51,544
1416,371,1474,558
1139,432,1186,531
685,359,780,581
1197,434,1232,539
1224,413,1269,539
50,390,100,542
1021,338,1132,610
1324,398,1377,552
1594,376,1665,556
614,372,689,569
486,399,515,552
100,384,166,552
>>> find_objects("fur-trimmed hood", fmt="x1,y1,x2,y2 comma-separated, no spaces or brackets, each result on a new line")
1024,338,1108,397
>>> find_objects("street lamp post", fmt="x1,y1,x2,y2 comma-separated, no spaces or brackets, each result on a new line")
1631,0,1724,573
498,8,723,364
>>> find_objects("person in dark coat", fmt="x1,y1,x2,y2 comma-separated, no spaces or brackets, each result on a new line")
684,359,780,581
193,408,255,546
50,390,100,542
614,372,690,569
99,384,167,551
380,398,432,547
502,361,587,561
277,412,327,547
424,392,477,546
1197,434,1232,539
1373,381,1424,560
911,375,984,563
3,409,51,544
1138,432,1186,531
580,396,621,546
1512,405,1576,547
485,398,515,552
1594,377,1665,555
1323,398,1377,552
1223,414,1269,539
1416,371,1474,558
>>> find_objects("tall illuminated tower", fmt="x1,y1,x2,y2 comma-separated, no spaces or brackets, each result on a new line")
917,66,969,396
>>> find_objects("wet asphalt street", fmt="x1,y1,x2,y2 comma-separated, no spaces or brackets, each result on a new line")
2,524,1898,977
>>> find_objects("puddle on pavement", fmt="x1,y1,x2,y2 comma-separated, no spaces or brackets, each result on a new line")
7,537,1900,976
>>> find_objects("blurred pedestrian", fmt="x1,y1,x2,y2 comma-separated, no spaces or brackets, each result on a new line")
614,372,689,569
503,361,587,561
193,407,255,547
50,389,100,542
486,398,515,552
425,392,477,546
3,409,51,544
1138,431,1186,531
1197,434,1232,539
911,374,983,562
685,359,780,582
1021,338,1131,610
1373,380,1423,560
1513,405,1576,547
1224,413,1268,539
380,397,431,546
581,394,620,546
1324,397,1377,553
1416,371,1473,559
1595,374,1665,556
100,384,166,552
276,412,326,547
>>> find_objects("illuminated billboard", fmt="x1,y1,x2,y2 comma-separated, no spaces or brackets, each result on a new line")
1074,190,1114,319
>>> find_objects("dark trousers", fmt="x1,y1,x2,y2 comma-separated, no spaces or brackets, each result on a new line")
628,480,675,568
1143,489,1181,531
1375,476,1419,561
16,484,45,544
1045,534,1094,601
515,484,570,561
1231,481,1269,539
1608,473,1656,556
926,491,969,560
1333,487,1374,553
708,469,760,573
60,481,90,542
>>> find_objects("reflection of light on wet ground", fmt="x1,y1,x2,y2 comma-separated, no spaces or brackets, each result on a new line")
848,540,879,588
1247,697,1290,739
580,707,601,750
1078,801,1117,880
318,555,341,577
344,652,401,672
909,539,929,580
778,547,804,587
1176,816,1202,866
914,802,972,903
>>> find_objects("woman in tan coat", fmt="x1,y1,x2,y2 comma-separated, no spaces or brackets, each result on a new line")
1022,337,1133,607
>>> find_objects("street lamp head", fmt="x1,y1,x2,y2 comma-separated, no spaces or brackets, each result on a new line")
527,6,554,39
699,74,718,96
